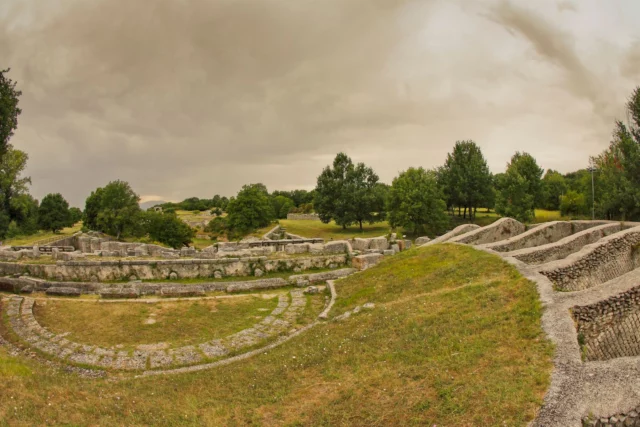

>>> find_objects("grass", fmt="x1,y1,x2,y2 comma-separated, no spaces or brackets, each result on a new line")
4,222,83,247
33,296,279,350
0,243,552,425
277,219,393,240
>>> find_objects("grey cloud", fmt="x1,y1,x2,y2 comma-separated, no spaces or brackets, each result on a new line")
0,0,638,206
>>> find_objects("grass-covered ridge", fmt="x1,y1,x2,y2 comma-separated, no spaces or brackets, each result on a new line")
0,244,552,425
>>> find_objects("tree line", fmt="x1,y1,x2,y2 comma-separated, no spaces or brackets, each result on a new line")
2,66,640,245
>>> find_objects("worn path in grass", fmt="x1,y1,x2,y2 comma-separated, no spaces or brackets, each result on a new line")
0,244,552,426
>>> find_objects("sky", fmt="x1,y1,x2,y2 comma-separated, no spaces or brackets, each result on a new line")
1,0,639,206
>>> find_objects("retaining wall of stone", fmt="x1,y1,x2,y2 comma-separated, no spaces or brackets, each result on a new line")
448,217,526,245
540,226,640,291
422,224,481,246
572,285,640,361
286,214,320,221
482,221,609,253
0,255,348,282
582,406,640,426
506,223,624,265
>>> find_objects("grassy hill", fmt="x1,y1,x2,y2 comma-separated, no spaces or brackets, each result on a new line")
0,244,552,425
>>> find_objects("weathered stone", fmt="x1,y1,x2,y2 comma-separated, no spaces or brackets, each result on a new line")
159,286,205,297
169,271,178,280
46,287,81,297
415,236,431,245
254,268,264,277
383,250,394,256
352,253,383,270
304,286,319,295
368,237,389,251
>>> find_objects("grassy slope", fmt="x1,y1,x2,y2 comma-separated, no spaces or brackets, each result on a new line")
0,244,552,426
278,219,393,240
4,222,83,247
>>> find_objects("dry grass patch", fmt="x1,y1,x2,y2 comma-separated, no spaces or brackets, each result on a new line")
33,295,279,350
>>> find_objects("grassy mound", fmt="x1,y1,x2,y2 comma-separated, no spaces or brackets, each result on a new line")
0,244,552,425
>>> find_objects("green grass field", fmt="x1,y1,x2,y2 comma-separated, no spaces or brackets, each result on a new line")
0,244,552,425
4,222,83,247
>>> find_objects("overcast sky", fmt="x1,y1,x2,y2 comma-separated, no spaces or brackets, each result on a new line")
1,0,639,206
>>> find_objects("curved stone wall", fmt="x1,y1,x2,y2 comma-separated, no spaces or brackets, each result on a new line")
423,223,480,246
572,285,640,361
5,290,307,370
0,254,348,282
506,223,624,265
448,217,525,245
539,227,640,291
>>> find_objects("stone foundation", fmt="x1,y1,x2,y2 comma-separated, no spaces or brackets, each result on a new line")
0,254,348,282
449,218,526,245
572,285,640,361
507,223,624,265
540,227,640,291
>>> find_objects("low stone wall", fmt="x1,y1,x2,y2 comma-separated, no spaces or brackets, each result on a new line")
582,406,640,426
482,221,609,253
286,213,320,221
572,285,640,361
448,218,525,245
422,224,481,246
540,226,640,291
506,223,624,265
0,254,348,282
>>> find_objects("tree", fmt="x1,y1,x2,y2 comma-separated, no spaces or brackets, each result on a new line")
495,152,543,222
560,190,587,217
0,146,31,214
270,195,295,219
83,188,104,230
0,69,21,161
9,194,38,236
439,141,493,219
592,87,640,221
541,170,567,211
95,180,141,239
38,193,71,233
68,207,83,224
387,167,449,236
314,153,382,230
146,211,195,249
226,183,274,236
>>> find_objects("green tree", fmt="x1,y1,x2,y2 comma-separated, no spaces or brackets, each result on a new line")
68,207,83,224
439,141,493,219
541,170,567,211
271,195,295,219
0,146,31,215
560,190,587,217
38,193,71,233
314,153,382,230
226,183,274,236
0,69,21,160
387,167,449,236
9,194,39,236
495,152,543,222
83,188,103,230
146,211,195,249
592,87,640,220
95,180,141,239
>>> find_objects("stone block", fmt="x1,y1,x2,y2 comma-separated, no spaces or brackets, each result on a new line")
368,237,389,251
352,253,384,270
351,238,371,251
415,236,431,245
46,287,81,296
159,286,205,297
323,240,353,254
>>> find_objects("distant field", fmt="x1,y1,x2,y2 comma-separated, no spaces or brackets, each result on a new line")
4,222,82,247
278,219,393,240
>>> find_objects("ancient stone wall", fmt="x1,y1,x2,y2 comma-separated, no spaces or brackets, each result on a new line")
0,254,348,282
421,224,480,246
506,223,623,265
572,285,640,361
539,227,640,291
286,213,320,221
448,218,526,245
482,221,609,253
